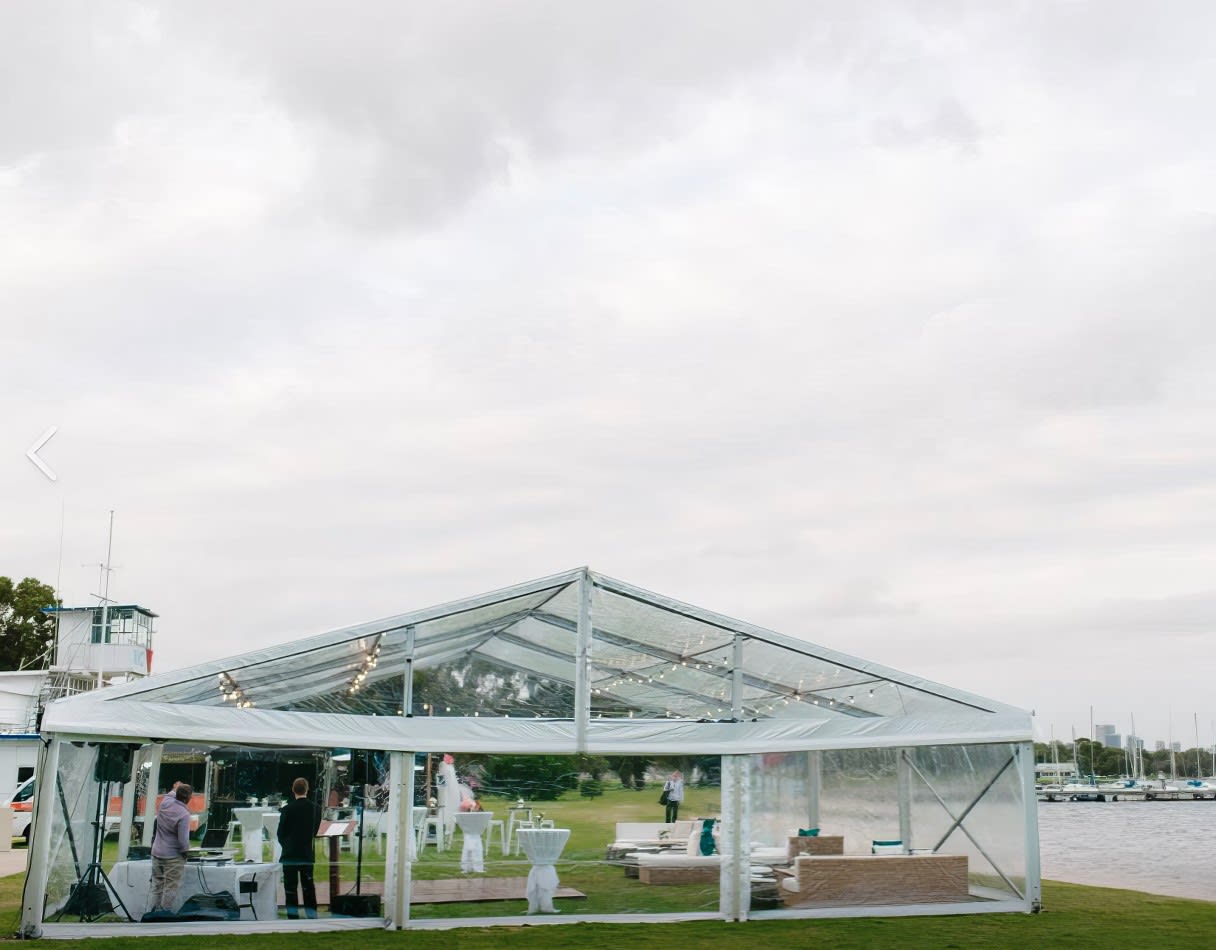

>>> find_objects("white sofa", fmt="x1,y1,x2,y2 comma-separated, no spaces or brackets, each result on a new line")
608,820,697,853
635,846,790,884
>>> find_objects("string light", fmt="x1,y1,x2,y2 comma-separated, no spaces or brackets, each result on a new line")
218,672,253,707
347,634,384,696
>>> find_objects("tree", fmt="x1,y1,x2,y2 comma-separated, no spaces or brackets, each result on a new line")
0,576,57,670
479,754,580,801
606,756,652,790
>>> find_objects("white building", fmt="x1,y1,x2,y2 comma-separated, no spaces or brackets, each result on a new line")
0,604,156,801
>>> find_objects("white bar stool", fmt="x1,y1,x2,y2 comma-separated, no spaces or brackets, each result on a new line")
486,817,505,854
511,820,534,855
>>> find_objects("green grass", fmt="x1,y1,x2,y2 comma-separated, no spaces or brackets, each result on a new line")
3,881,1214,948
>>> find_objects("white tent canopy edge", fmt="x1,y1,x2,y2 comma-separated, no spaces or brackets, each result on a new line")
42,697,1032,753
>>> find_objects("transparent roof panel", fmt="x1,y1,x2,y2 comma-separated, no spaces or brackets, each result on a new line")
591,585,735,660
94,570,1012,724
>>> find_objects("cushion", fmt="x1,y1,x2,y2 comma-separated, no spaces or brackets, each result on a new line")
871,839,904,855
797,828,819,837
687,831,699,857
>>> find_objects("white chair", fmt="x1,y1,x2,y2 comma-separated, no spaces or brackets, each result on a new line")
410,806,428,860
487,817,506,854
511,820,534,855
419,814,446,852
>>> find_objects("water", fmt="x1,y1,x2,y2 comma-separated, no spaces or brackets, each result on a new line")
1038,800,1216,903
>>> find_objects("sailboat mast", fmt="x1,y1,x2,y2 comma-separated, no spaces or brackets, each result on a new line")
1169,708,1176,781
1195,713,1202,780
1130,712,1141,780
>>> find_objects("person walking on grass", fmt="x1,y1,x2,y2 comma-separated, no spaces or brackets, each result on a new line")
663,770,684,822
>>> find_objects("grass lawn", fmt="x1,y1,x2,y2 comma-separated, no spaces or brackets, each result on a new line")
1,879,1213,949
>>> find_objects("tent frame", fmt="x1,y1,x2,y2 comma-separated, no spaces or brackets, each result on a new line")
24,568,1040,935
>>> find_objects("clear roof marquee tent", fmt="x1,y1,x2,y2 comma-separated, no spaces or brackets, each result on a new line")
26,568,1041,935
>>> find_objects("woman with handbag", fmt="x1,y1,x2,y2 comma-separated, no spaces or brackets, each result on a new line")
660,770,684,822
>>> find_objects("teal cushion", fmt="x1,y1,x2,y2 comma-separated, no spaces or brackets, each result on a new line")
797,828,820,837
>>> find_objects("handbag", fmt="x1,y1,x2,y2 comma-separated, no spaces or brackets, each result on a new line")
659,788,671,805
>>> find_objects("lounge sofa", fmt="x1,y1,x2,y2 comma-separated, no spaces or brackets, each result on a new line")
779,853,969,905
606,820,697,858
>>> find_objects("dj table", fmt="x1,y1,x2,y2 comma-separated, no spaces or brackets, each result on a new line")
108,859,281,921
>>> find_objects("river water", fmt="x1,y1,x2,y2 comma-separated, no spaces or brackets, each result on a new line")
1038,800,1216,903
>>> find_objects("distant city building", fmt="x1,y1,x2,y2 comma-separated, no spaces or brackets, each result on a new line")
1171,741,1182,753
1155,740,1167,752
1124,734,1143,752
1094,723,1122,748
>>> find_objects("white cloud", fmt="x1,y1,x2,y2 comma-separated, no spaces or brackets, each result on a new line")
3,2,1216,746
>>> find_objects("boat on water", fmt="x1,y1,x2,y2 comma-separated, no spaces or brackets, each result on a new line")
1038,778,1216,802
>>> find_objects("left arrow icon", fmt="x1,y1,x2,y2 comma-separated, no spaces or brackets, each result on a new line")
26,426,58,481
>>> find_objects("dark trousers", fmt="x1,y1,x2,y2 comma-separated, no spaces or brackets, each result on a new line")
665,800,680,822
283,862,317,919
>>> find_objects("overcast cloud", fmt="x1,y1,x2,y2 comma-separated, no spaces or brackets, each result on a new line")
4,1,1216,748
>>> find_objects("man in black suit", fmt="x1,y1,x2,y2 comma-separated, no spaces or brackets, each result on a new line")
277,777,322,918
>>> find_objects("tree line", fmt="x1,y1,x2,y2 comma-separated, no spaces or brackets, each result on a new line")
1036,738,1214,779
0,575,57,670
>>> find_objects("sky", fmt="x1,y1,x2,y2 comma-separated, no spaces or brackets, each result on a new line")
3,1,1215,750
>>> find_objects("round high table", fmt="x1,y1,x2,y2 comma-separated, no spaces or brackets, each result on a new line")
454,811,494,873
515,827,570,914
232,807,267,863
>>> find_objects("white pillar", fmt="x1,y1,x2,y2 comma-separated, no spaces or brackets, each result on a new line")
807,751,822,830
141,743,163,846
718,754,750,921
574,568,592,751
897,747,913,849
20,736,61,936
116,745,145,860
386,751,414,928
731,634,744,719
402,625,416,717
1018,741,1042,911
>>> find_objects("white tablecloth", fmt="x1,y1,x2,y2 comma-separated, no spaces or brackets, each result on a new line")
232,807,267,863
454,811,493,873
261,811,281,863
515,827,570,914
108,860,281,921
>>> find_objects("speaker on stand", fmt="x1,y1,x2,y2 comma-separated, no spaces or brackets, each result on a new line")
53,744,138,922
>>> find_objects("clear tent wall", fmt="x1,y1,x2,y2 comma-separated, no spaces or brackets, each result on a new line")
25,568,1039,934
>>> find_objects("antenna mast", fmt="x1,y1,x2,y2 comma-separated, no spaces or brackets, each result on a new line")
96,511,115,690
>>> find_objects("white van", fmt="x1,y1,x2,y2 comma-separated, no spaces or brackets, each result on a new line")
6,775,35,842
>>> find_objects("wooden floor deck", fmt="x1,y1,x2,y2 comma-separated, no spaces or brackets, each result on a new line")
309,877,585,906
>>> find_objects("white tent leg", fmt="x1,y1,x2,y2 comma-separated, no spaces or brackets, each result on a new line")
20,736,61,936
115,745,144,860
140,743,163,846
1017,741,1042,912
386,751,413,928
806,751,821,831
719,754,749,922
897,746,912,848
